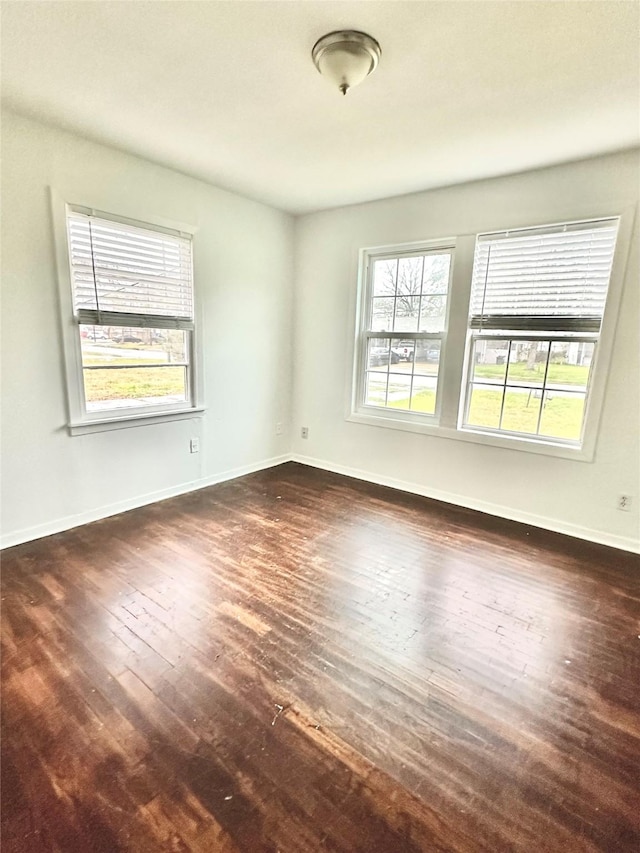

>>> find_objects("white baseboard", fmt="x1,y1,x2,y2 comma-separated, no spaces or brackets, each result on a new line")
291,452,640,555
0,454,293,550
4,451,638,555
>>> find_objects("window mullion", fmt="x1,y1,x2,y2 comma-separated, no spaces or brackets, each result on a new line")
438,235,475,429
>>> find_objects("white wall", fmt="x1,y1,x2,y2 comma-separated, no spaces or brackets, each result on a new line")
292,152,640,552
1,111,294,547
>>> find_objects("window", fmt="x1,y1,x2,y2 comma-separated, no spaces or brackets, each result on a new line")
350,213,627,458
461,219,619,445
65,209,196,423
355,243,454,420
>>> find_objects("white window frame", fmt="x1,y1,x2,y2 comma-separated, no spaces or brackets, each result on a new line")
350,238,457,428
347,206,635,461
51,192,204,435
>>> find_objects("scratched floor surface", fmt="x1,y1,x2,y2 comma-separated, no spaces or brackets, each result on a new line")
2,462,639,852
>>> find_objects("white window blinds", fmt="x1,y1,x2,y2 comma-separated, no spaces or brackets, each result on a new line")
470,218,619,332
67,212,194,329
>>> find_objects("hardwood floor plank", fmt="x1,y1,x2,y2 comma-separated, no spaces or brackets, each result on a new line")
2,462,639,851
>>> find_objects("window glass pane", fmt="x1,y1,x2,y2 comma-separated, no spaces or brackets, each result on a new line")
386,374,412,411
414,341,440,376
466,384,503,428
371,298,395,331
418,294,447,332
538,391,586,441
410,375,437,414
467,384,504,429
390,257,423,332
365,372,389,407
367,337,391,372
506,340,549,387
422,253,451,294
84,366,187,411
500,388,541,434
471,339,508,384
390,341,415,366
80,325,188,366
373,258,398,296
397,257,424,298
367,338,414,372
393,296,420,332
546,341,594,390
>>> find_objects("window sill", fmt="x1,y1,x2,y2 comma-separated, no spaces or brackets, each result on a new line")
68,407,205,435
347,409,440,436
347,409,594,461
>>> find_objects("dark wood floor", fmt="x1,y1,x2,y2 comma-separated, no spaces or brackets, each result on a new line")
2,462,639,852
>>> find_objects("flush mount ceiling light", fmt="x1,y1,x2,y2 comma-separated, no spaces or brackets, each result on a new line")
312,30,381,96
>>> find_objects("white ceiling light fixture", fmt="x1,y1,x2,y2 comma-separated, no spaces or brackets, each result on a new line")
312,30,381,96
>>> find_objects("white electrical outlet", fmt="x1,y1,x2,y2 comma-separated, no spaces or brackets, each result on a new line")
276,422,283,436
190,437,200,454
301,426,309,439
617,494,632,512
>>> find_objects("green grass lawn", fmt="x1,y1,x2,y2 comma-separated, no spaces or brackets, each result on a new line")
467,388,584,439
385,386,584,440
83,366,186,402
474,362,589,386
538,395,585,439
388,389,437,414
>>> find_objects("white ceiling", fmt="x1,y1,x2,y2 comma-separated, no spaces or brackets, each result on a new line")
2,1,639,214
